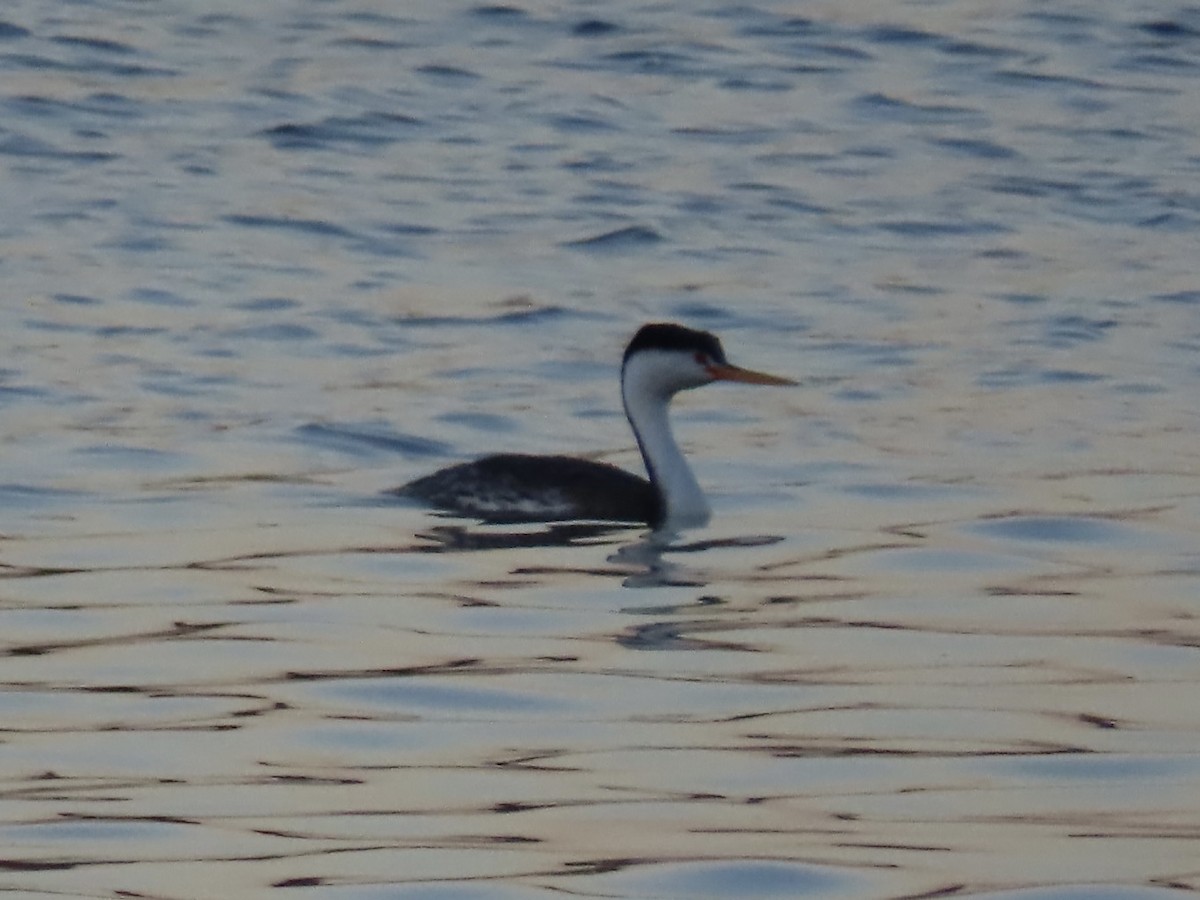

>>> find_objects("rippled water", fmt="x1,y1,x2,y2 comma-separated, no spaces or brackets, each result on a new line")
2,1,1199,898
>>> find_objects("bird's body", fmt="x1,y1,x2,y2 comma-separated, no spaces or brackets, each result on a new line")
396,323,793,530
400,453,658,524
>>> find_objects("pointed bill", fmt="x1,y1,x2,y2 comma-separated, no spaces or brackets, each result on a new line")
708,363,797,386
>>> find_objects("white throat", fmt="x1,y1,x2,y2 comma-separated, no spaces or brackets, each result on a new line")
621,353,711,529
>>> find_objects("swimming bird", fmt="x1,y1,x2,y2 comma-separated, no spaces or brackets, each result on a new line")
397,322,795,529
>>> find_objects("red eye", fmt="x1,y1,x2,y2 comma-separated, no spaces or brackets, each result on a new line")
694,351,709,365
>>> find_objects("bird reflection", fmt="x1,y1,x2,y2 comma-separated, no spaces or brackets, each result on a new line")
412,522,627,552
412,522,783,589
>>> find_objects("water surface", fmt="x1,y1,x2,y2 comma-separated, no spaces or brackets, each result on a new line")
1,2,1199,898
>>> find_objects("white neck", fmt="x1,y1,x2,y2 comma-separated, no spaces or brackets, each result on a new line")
621,354,711,529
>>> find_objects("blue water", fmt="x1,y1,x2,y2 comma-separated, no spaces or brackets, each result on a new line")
1,2,1198,898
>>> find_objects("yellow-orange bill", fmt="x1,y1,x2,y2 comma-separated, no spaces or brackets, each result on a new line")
708,363,797,386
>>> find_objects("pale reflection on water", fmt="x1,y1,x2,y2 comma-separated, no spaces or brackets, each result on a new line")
2,480,1197,897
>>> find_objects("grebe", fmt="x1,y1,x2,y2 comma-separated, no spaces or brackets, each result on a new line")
397,322,795,529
